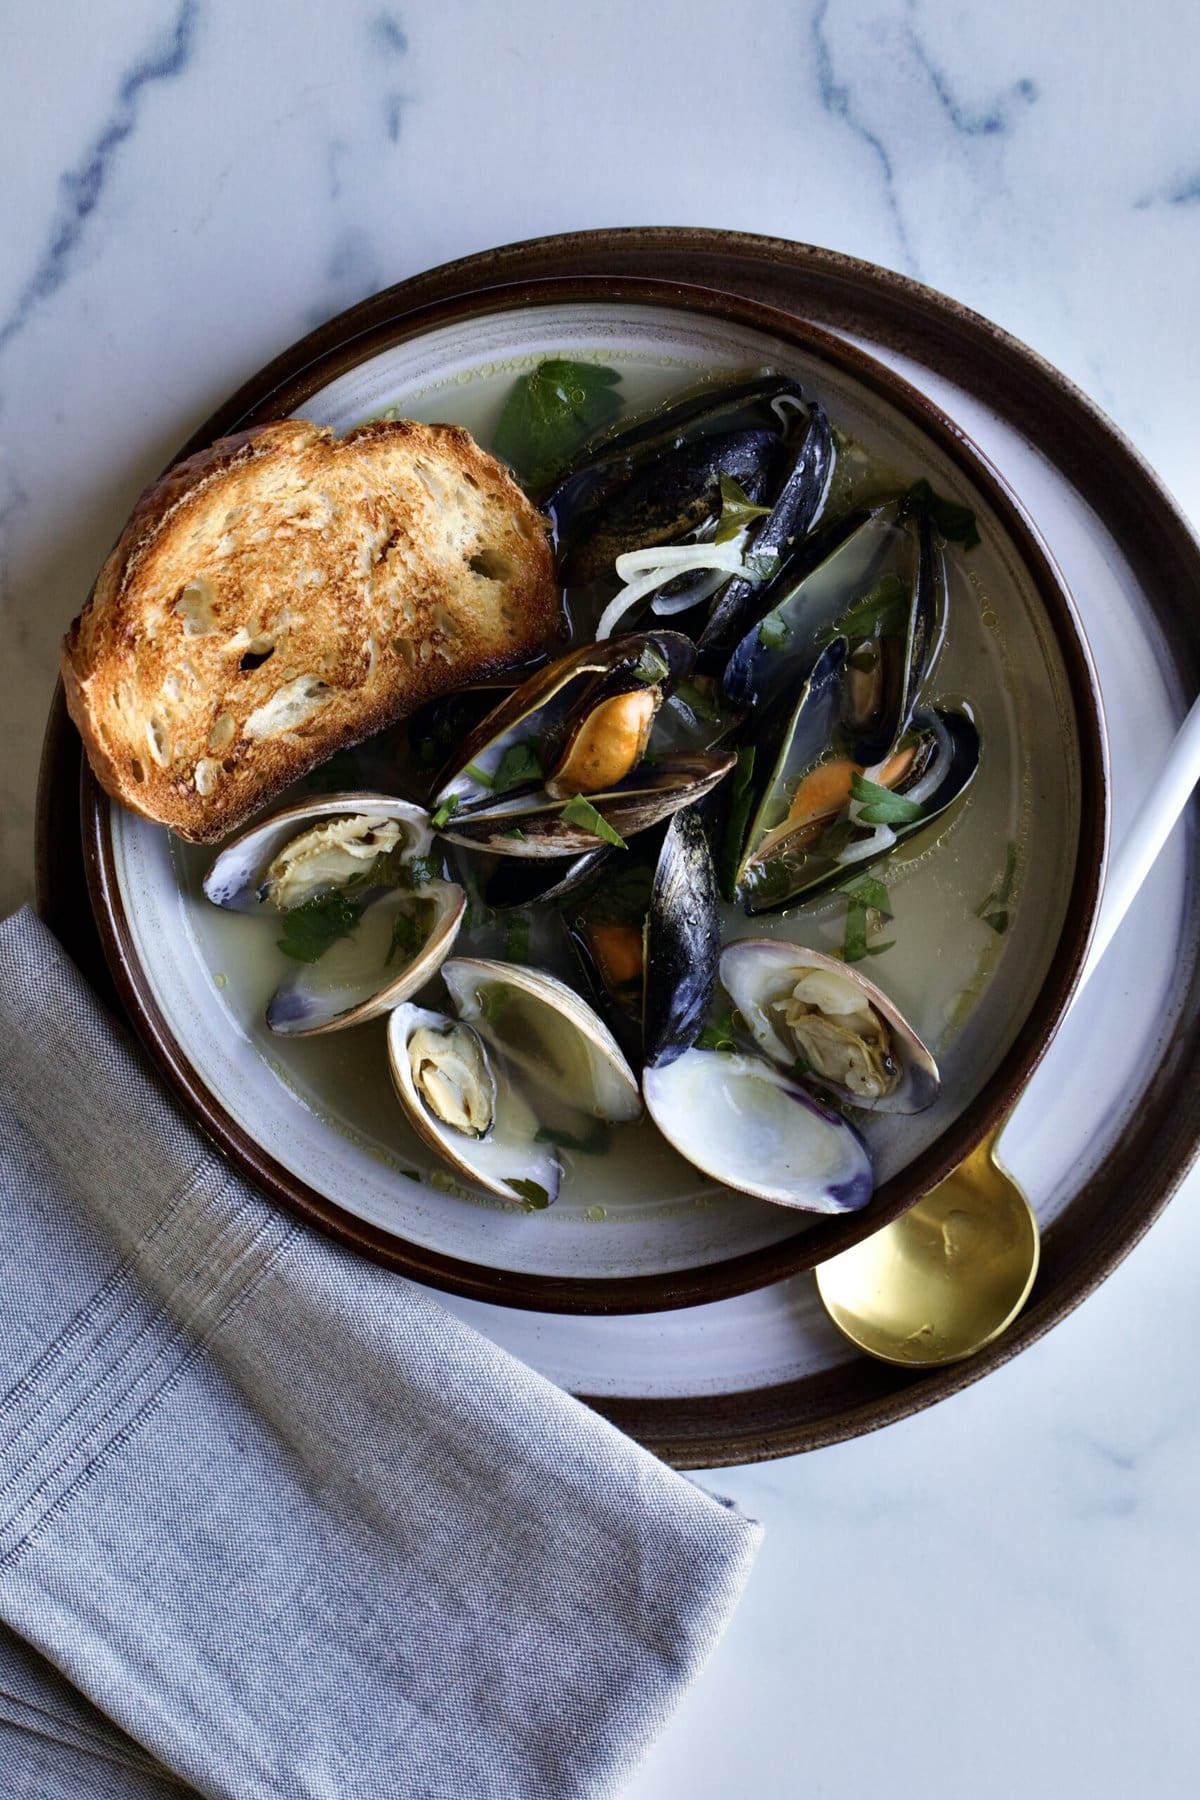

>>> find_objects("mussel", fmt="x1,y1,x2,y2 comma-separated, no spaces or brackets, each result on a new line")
720,941,939,1113
387,957,642,1207
545,375,834,646
203,794,465,1035
732,681,981,913
431,632,735,856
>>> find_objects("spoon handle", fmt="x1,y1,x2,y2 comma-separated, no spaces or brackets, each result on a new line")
1078,690,1200,996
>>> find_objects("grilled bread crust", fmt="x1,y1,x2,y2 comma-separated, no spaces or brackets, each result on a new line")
62,419,559,841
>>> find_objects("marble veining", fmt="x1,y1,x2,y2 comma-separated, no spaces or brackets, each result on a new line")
3,4,1200,1796
0,1,198,362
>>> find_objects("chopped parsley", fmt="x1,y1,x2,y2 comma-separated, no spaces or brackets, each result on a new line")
714,473,772,544
832,573,908,643
507,1177,552,1211
757,609,790,651
492,740,544,794
276,891,364,963
560,794,628,849
632,643,672,685
385,897,435,967
901,478,981,550
534,1120,609,1155
492,358,623,489
695,1010,737,1053
431,795,460,830
976,840,1019,934
838,873,895,964
849,771,925,826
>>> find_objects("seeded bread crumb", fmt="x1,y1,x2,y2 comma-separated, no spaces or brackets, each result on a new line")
62,418,559,841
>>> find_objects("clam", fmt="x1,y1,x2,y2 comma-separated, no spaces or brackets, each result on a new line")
642,1052,873,1214
202,793,465,1036
388,1005,560,1206
387,957,642,1207
203,793,434,911
720,941,939,1113
432,633,735,856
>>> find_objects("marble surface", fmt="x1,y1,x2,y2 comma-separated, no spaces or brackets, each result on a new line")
3,4,1199,1796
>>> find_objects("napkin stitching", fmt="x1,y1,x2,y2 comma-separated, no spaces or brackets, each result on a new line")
0,1182,274,1509
0,1218,296,1577
0,1165,208,1432
0,1692,177,1780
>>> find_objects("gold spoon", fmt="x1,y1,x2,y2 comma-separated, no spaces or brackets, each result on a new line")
817,693,1200,1368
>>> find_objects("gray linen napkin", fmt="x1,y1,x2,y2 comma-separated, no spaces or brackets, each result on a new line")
0,908,761,1800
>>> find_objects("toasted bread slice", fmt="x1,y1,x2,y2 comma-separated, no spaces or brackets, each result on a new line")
62,418,559,841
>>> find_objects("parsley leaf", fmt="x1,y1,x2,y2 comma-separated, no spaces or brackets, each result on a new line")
832,573,909,643
672,675,721,723
276,892,364,963
757,609,790,651
836,872,894,917
744,548,782,584
842,896,895,964
976,840,1018,934
507,1177,552,1212
431,795,459,830
695,1011,737,1053
492,359,623,488
849,771,925,826
534,1120,609,1155
902,478,981,550
405,853,441,887
492,740,544,794
385,897,434,968
560,794,628,849
632,643,671,685
714,474,772,545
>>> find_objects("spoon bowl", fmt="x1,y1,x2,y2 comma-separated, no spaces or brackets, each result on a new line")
815,1124,1039,1367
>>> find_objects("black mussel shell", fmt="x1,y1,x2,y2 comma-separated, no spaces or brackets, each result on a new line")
541,373,809,528
643,808,721,1068
739,706,981,914
484,847,612,911
721,506,879,713
697,405,835,670
439,750,736,857
849,510,946,767
560,428,780,587
432,631,695,809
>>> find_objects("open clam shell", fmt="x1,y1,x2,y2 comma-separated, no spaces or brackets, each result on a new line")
386,959,642,1207
203,793,435,912
441,958,642,1124
202,793,464,1037
720,940,939,1114
266,878,466,1036
642,1049,872,1214
387,1004,561,1207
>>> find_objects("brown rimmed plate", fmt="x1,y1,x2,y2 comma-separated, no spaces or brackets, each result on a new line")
50,268,1107,1318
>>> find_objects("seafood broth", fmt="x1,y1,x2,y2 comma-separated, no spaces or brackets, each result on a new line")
156,314,1075,1268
